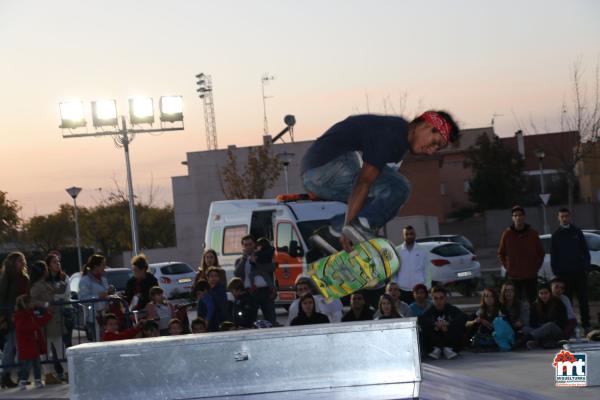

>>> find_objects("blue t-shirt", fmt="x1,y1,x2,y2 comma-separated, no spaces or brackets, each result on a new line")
301,114,410,174
409,300,432,317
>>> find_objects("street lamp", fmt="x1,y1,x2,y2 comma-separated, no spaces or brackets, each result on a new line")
66,186,82,272
277,151,295,193
59,96,184,256
535,148,549,234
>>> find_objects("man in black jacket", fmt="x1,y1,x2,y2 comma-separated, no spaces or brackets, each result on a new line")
234,235,277,325
418,286,467,360
550,208,591,331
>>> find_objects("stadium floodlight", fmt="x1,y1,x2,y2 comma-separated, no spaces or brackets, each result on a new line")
59,101,86,129
92,99,118,128
129,97,154,125
159,96,183,122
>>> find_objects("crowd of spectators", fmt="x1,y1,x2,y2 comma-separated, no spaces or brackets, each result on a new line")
0,207,597,390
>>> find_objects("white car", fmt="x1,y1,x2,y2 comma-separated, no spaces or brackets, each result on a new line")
397,241,481,287
500,232,600,281
149,262,196,299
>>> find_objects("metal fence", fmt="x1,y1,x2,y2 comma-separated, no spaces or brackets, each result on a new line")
0,297,132,370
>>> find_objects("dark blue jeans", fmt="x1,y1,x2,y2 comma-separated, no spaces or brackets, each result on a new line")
18,358,41,382
302,152,411,232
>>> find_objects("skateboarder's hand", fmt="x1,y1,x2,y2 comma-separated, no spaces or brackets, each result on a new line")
340,235,353,253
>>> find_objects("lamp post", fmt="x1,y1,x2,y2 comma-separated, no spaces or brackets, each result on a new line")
66,186,82,272
59,96,184,256
535,148,549,234
277,151,295,193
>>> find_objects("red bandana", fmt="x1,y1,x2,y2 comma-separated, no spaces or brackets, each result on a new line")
420,112,451,144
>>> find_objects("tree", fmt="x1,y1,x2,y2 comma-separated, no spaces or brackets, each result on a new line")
464,134,526,210
0,190,21,243
220,144,282,199
23,204,75,252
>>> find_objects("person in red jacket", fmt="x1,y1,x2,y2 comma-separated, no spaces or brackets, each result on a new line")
497,206,544,303
102,314,142,342
13,294,52,390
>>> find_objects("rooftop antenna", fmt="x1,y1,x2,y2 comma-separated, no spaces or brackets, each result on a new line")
262,74,275,135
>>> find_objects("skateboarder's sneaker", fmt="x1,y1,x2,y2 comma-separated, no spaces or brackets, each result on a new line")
342,218,376,244
428,347,442,360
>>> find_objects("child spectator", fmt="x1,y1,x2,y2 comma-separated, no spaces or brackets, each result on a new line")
145,286,176,336
374,282,412,318
342,291,374,322
141,320,160,338
375,294,401,320
466,288,502,351
125,254,159,311
13,294,52,390
102,314,141,341
228,278,258,328
418,286,467,360
409,284,432,317
207,267,230,331
193,279,214,322
290,293,330,326
168,318,184,336
255,237,276,264
550,278,577,338
526,284,568,349
191,318,208,334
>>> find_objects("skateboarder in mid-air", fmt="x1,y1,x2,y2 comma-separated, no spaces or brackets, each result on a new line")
301,111,460,253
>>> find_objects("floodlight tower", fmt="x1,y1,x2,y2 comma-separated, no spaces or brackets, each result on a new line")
262,74,275,135
196,73,218,150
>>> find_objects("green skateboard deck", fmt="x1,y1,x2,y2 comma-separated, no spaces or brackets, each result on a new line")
308,237,400,301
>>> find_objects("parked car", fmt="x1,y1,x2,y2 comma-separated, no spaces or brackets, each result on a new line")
398,241,481,288
415,234,475,254
68,267,133,300
149,262,195,299
500,232,600,281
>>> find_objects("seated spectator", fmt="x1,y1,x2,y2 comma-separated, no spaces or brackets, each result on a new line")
286,276,343,325
228,278,258,328
466,288,502,351
194,249,227,287
374,282,412,318
290,293,330,326
145,286,176,336
418,286,467,360
526,284,568,349
375,293,401,320
168,318,184,336
141,320,159,338
499,281,530,345
207,267,230,331
409,284,432,317
191,318,208,334
193,279,214,323
102,314,140,342
550,278,577,338
125,254,158,310
342,291,374,322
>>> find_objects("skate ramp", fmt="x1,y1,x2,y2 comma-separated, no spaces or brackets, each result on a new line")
67,319,422,400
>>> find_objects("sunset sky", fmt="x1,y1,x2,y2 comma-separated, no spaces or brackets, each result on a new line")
1,0,599,219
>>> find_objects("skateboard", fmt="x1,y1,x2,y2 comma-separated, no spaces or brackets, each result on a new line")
307,237,400,301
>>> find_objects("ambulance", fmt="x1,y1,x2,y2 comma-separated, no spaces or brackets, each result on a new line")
203,195,346,304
